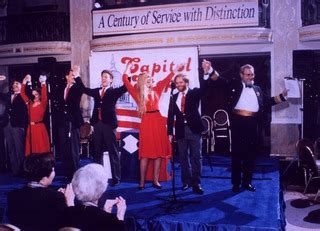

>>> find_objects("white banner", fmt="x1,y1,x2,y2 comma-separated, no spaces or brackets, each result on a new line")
93,0,259,36
89,47,199,131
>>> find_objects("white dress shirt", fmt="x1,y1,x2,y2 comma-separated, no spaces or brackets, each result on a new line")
234,82,259,112
176,88,189,112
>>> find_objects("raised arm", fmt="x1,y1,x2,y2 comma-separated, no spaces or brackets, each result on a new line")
155,72,175,94
122,74,138,103
21,75,32,104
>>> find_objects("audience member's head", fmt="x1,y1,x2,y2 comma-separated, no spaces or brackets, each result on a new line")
23,153,55,186
72,164,108,203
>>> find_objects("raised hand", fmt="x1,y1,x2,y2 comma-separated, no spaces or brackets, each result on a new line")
202,59,211,75
0,75,6,81
124,61,133,75
72,65,80,77
116,196,126,221
23,74,31,84
104,198,119,213
282,88,289,97
39,75,47,84
64,183,75,206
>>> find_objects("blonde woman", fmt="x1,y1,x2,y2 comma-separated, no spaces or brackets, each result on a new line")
122,64,181,189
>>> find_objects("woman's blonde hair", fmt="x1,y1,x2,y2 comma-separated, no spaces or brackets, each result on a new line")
136,72,149,116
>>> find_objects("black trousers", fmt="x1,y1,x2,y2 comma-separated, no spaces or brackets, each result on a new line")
231,114,258,186
93,121,121,182
59,122,80,180
3,122,25,175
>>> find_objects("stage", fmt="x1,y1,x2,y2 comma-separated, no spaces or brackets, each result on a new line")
0,155,285,230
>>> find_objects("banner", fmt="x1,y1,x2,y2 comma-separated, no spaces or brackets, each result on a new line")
93,0,259,36
89,47,199,132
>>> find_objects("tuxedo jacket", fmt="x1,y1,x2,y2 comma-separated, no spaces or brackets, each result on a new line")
81,84,127,128
167,87,206,140
60,205,125,231
228,80,286,115
0,92,28,128
58,77,84,129
7,186,68,231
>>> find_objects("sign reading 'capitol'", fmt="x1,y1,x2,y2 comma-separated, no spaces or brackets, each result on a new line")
92,0,259,36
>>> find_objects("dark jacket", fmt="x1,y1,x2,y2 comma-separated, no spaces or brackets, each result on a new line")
7,186,68,231
0,92,28,128
81,84,127,128
60,205,125,231
58,77,84,129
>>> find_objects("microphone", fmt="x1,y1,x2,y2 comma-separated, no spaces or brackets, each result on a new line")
170,82,176,90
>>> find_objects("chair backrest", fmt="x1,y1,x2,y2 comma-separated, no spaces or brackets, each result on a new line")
314,138,320,159
80,122,93,139
302,146,319,176
213,109,230,127
296,138,314,158
201,116,212,137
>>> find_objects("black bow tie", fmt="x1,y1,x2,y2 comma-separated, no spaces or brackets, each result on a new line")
245,84,253,88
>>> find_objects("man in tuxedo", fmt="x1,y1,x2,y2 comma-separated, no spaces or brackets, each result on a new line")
167,73,215,194
79,70,127,186
0,77,28,175
58,65,84,180
203,61,287,192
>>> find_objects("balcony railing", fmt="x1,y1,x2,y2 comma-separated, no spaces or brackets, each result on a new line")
302,0,320,26
0,12,70,45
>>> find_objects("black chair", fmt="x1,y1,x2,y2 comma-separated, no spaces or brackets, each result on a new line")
201,116,212,154
201,116,213,170
296,138,315,188
212,109,232,153
299,145,320,200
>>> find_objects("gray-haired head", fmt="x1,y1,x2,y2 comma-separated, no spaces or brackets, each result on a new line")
71,163,109,203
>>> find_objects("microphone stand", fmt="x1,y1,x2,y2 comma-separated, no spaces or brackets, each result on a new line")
47,81,55,157
26,83,33,155
157,85,199,211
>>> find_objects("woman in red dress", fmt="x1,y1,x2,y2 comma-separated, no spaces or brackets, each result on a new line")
122,64,180,189
21,75,50,156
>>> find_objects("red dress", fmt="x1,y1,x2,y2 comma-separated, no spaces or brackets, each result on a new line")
21,84,50,156
122,73,174,181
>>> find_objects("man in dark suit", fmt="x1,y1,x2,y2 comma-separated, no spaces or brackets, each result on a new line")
0,76,28,175
203,61,287,192
79,70,127,186
167,73,214,194
58,65,84,180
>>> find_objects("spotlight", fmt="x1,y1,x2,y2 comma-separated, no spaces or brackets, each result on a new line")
94,0,103,9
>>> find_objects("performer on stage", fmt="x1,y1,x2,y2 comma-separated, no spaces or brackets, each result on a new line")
0,76,28,175
21,74,50,156
78,69,127,186
203,60,288,192
122,64,178,190
167,72,212,195
58,65,84,181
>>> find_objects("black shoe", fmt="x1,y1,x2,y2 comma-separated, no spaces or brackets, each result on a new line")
232,185,240,193
111,179,120,186
242,184,256,192
182,184,189,191
138,185,145,190
152,182,162,189
192,185,204,195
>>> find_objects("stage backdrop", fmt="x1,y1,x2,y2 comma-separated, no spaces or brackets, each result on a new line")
89,47,199,135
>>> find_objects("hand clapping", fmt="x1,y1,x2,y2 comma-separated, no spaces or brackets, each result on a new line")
104,196,127,221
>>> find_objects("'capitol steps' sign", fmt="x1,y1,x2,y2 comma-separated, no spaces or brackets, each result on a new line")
92,0,259,36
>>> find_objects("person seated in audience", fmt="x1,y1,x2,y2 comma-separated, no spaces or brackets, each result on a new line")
7,153,74,231
60,163,126,231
